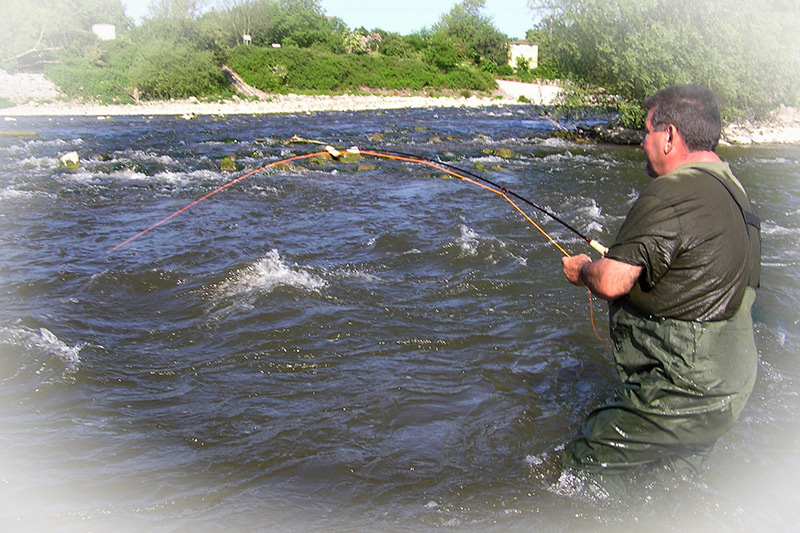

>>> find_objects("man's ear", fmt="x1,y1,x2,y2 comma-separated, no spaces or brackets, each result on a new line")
664,123,679,154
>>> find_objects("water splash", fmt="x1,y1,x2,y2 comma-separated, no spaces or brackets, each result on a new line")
35,327,82,371
456,224,480,256
0,325,82,380
215,249,327,300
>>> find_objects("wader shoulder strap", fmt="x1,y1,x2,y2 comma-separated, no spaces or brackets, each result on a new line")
695,168,761,230
695,167,761,287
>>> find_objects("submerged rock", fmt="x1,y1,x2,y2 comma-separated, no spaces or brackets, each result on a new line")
220,156,238,171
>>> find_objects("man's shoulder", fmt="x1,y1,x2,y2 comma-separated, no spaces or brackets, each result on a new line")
666,161,734,181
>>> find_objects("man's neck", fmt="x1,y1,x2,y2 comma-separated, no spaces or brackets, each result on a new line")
663,150,721,175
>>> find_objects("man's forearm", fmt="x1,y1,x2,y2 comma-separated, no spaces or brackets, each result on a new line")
562,255,642,301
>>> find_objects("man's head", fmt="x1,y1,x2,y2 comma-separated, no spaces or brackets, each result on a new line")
641,85,722,177
644,84,722,152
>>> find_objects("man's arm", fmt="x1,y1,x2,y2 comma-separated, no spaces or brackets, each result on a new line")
562,254,642,301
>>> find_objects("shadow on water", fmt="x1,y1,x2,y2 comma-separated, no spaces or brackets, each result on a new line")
1,108,798,531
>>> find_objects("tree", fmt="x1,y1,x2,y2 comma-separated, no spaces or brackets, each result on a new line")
217,0,260,45
434,0,510,67
129,39,227,99
270,0,332,47
530,0,800,122
424,32,462,71
147,0,208,20
0,0,130,69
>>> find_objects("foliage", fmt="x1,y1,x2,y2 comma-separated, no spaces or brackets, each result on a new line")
44,40,136,103
0,0,130,70
515,56,531,81
375,32,416,58
3,0,509,103
129,40,228,99
434,0,510,68
526,57,562,81
423,32,464,71
227,45,496,93
45,38,228,102
530,0,800,124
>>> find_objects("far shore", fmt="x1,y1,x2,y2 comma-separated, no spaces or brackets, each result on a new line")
0,79,566,119
2,82,799,145
1,93,527,118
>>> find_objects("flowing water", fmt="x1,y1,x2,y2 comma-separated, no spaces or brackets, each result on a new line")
1,108,798,532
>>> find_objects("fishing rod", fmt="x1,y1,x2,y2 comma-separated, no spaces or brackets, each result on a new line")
346,146,609,256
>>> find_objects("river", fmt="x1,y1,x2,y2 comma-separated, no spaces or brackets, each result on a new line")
1,107,798,532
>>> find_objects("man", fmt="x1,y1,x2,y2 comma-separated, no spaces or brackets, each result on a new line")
560,84,761,479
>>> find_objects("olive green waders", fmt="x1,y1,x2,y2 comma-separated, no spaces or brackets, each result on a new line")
562,287,758,476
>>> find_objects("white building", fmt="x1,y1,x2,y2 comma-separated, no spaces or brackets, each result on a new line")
92,23,116,41
509,42,538,69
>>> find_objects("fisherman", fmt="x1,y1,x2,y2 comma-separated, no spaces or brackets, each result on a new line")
560,84,761,483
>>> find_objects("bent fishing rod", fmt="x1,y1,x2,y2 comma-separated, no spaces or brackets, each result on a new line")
347,146,608,256
109,141,607,257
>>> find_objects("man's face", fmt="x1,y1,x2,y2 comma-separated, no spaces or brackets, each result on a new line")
641,108,668,178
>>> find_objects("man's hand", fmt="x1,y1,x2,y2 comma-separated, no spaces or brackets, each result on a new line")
562,254,592,287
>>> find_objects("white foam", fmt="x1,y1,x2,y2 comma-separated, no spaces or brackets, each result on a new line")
37,328,81,370
762,222,798,236
0,325,82,373
456,224,480,256
217,249,327,298
0,188,43,201
525,454,545,466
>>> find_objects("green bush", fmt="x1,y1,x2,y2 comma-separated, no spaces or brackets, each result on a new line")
45,57,132,103
442,66,495,91
130,41,228,100
227,45,496,94
529,57,563,81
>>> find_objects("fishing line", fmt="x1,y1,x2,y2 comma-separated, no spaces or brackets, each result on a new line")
108,150,329,253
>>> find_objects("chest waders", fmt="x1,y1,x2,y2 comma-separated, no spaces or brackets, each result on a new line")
562,287,758,477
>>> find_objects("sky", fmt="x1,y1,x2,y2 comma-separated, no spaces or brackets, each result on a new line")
120,0,538,40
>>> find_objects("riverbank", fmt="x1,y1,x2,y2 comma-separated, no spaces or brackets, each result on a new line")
0,69,561,117
2,68,798,144
6,96,799,146
0,92,526,118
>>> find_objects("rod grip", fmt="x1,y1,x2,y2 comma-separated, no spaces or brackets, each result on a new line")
589,239,608,255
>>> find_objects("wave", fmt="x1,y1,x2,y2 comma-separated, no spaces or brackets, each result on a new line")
0,325,82,381
762,221,799,236
455,224,481,256
0,187,50,201
213,249,327,300
449,224,527,266
202,249,328,321
36,327,82,370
